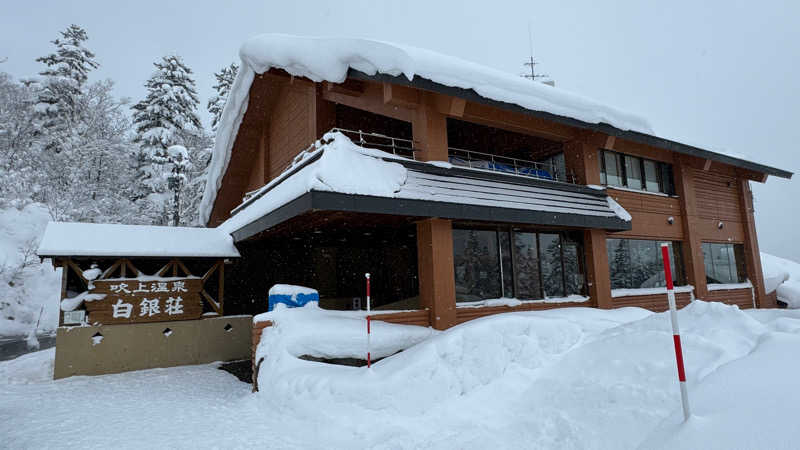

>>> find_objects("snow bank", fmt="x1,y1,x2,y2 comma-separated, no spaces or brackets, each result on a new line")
456,294,589,308
199,33,654,225
253,303,434,361
0,204,61,337
7,301,800,448
761,252,800,308
38,222,240,258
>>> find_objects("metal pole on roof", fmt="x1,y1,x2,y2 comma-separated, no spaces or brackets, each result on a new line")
661,243,691,422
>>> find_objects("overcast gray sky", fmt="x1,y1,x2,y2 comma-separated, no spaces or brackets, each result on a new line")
3,0,799,260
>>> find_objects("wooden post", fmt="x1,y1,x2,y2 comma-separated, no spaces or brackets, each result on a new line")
416,218,457,329
58,258,67,327
738,178,770,308
218,259,225,315
565,137,612,308
412,95,449,162
585,229,613,308
673,156,708,299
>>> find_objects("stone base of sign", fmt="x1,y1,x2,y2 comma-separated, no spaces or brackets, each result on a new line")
53,315,252,380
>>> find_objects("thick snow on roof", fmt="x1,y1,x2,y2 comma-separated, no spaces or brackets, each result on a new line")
218,132,628,235
38,222,240,258
199,34,654,225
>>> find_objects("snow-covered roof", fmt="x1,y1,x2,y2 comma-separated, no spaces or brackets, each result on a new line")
37,222,240,258
199,33,791,225
219,132,630,240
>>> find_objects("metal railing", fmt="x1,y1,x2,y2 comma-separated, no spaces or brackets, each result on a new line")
276,127,570,184
447,146,564,182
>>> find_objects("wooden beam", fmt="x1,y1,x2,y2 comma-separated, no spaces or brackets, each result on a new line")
175,260,193,277
382,82,420,109
323,79,365,97
433,94,466,117
202,262,219,282
321,82,413,122
157,260,175,277
59,258,68,327
100,259,123,279
201,290,222,314
604,135,616,150
587,230,612,308
703,159,712,171
461,101,578,142
65,259,88,288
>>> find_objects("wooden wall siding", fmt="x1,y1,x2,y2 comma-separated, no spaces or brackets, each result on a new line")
454,300,594,325
372,310,431,327
693,169,742,222
608,189,683,240
268,83,316,181
613,291,692,312
702,289,755,309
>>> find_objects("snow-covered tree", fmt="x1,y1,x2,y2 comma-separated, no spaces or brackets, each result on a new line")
34,24,99,153
131,54,202,225
207,62,238,132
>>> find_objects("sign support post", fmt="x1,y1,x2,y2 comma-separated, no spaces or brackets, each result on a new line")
365,273,371,369
661,243,691,422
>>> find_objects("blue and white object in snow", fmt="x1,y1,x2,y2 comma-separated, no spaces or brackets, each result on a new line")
268,284,319,311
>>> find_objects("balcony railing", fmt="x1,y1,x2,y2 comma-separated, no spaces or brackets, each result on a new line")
282,127,570,183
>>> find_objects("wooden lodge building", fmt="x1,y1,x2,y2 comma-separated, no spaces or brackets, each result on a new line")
38,35,793,378
200,35,793,331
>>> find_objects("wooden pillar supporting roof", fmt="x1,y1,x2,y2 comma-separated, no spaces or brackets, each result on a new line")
416,218,457,330
564,137,612,308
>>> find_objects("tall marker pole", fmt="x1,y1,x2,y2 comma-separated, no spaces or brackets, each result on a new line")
365,273,371,369
661,243,691,422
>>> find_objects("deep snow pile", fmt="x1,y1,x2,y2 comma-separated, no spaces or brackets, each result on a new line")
0,204,60,337
761,252,800,308
4,301,800,448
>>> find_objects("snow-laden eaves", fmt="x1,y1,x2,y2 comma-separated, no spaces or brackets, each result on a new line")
219,132,631,240
37,222,240,258
198,34,653,225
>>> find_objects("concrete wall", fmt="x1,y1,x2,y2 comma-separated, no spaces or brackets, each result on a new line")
54,315,252,379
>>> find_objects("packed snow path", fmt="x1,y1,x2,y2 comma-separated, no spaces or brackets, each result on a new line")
3,302,800,449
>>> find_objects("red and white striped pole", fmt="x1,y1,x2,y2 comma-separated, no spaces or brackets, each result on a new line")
365,273,371,369
661,243,691,422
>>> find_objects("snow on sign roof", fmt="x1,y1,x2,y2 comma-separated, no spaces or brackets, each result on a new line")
198,34,655,225
37,222,240,258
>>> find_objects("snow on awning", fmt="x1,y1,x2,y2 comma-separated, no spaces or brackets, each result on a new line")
219,132,631,241
37,222,240,258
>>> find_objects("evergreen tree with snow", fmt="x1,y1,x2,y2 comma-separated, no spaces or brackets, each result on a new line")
207,63,238,132
34,24,99,152
131,54,202,225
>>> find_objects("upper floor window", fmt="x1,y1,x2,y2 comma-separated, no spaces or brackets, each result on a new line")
600,150,675,195
702,242,747,284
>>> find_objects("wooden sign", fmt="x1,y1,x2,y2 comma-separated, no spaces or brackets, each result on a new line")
85,278,204,325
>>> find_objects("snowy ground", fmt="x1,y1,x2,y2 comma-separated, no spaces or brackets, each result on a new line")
3,301,800,449
0,204,60,338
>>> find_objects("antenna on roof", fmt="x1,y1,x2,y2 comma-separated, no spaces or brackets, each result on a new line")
522,22,550,84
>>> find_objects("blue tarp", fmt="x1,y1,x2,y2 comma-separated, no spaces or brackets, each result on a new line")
268,285,319,311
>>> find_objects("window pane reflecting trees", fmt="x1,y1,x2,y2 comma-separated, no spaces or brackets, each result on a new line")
607,239,686,289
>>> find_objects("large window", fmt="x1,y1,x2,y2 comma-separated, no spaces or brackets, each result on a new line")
702,242,747,284
607,239,686,289
453,228,585,302
600,150,675,195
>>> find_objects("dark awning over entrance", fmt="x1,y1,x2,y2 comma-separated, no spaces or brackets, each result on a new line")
221,135,632,242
